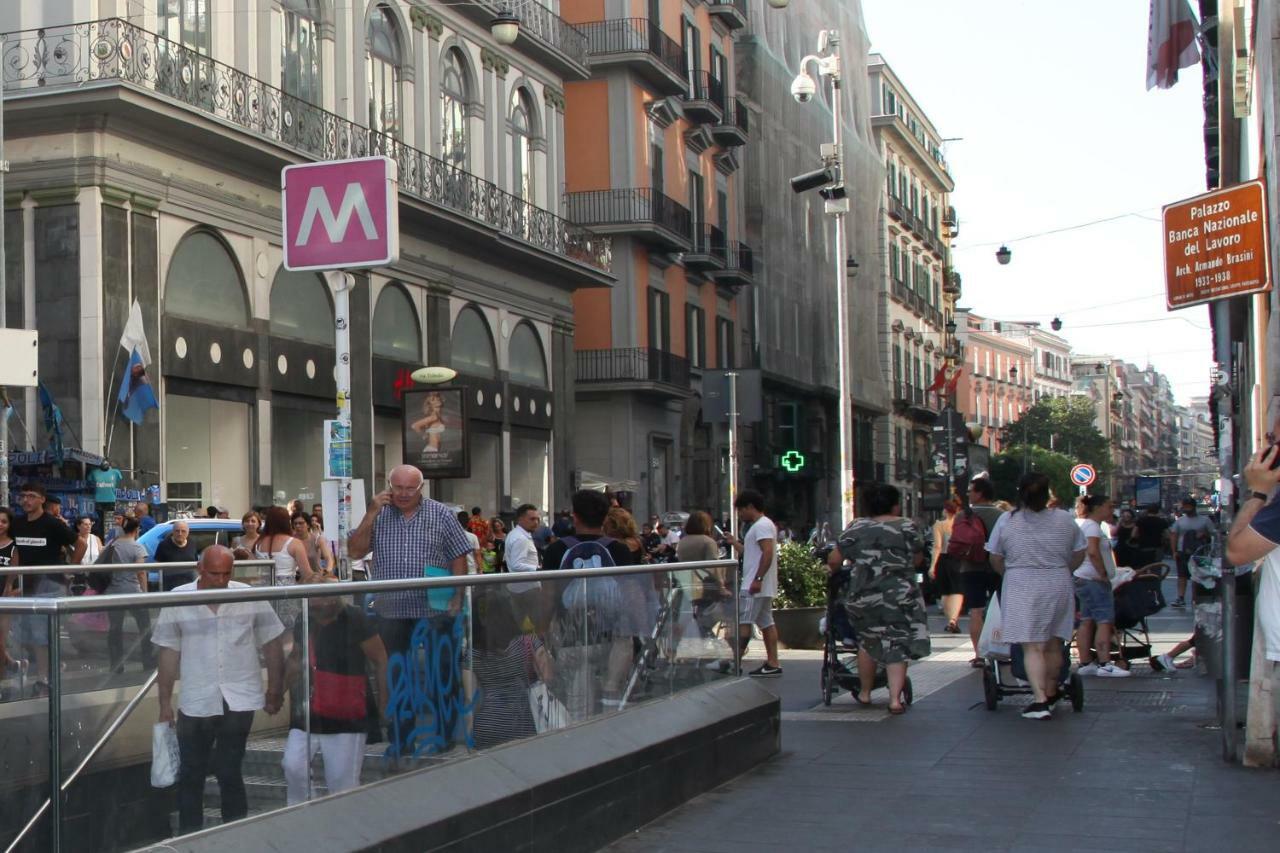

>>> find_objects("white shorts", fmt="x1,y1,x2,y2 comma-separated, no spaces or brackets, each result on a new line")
738,595,774,629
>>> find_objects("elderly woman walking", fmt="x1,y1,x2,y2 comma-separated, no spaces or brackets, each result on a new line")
826,483,929,714
986,473,1087,720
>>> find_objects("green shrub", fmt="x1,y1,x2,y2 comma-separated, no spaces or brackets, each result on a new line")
774,541,827,609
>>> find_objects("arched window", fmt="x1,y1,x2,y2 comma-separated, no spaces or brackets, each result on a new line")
441,49,470,169
508,322,547,388
159,0,209,53
510,88,536,201
164,231,248,326
372,283,420,361
269,268,333,344
282,0,322,104
450,306,496,378
367,4,401,138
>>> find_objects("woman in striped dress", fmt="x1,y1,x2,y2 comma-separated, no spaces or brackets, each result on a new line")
986,473,1087,720
470,589,555,749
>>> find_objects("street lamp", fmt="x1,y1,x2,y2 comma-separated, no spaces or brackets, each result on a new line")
789,29,853,531
767,0,791,8
1050,316,1062,331
488,7,520,45
996,245,1012,265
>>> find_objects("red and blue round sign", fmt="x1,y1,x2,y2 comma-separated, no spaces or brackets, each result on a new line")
1070,464,1097,488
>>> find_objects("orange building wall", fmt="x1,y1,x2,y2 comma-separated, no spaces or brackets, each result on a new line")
564,79,610,192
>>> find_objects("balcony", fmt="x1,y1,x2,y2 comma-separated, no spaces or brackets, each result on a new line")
893,382,940,422
452,0,590,79
578,18,687,96
711,97,749,148
564,187,692,251
685,224,727,272
706,0,748,30
681,70,725,125
708,240,754,288
576,347,692,394
2,20,611,277
888,195,910,223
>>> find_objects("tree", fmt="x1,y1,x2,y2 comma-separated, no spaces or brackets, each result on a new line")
999,397,1111,475
989,446,1078,505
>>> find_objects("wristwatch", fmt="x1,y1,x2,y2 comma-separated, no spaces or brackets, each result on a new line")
1252,491,1271,503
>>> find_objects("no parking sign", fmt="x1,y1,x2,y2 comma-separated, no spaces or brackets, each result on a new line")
1070,463,1096,491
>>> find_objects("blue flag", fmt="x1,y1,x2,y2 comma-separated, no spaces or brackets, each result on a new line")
118,348,158,424
37,382,65,463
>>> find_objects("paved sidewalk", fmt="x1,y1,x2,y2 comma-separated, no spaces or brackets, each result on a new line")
607,589,1280,853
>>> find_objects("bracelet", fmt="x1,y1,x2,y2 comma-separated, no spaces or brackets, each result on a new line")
1252,491,1271,503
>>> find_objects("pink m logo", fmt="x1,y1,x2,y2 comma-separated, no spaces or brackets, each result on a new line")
282,156,400,271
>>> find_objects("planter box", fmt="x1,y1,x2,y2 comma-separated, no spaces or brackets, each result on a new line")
774,606,824,650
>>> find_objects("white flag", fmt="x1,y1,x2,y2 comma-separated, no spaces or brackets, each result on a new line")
1146,0,1200,90
119,299,152,367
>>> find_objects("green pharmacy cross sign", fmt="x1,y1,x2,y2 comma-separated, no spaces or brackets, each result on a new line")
781,450,807,473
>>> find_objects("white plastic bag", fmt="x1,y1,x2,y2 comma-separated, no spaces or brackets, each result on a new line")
977,595,1010,659
151,722,179,788
528,682,569,734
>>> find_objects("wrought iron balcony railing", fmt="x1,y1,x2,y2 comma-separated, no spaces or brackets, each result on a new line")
576,347,691,389
707,0,748,29
1,19,610,273
563,187,692,245
578,17,685,82
458,0,589,71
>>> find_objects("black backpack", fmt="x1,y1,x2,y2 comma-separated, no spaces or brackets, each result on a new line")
87,541,119,594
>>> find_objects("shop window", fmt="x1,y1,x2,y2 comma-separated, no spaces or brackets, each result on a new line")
271,403,324,507
451,306,496,378
447,430,500,514
372,283,421,361
165,395,250,515
269,268,333,344
508,322,547,388
510,432,549,512
164,230,248,327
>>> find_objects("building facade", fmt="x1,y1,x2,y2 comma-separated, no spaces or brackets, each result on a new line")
869,54,955,517
0,1,610,515
560,0,754,522
954,311,1032,454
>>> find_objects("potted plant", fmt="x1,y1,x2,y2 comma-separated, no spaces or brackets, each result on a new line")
771,542,828,649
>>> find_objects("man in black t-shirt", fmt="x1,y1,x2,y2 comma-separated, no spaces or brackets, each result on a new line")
1134,504,1170,565
540,490,635,571
154,520,198,591
11,482,86,692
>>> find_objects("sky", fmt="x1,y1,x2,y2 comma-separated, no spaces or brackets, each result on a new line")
861,0,1214,405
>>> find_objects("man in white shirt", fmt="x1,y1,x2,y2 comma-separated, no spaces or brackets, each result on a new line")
723,490,781,678
152,546,286,834
505,504,544,627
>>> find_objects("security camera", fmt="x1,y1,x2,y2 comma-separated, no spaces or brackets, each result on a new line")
790,166,835,194
791,73,816,104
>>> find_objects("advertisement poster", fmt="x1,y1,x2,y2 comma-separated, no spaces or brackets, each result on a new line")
1135,476,1162,509
324,419,352,479
403,387,469,479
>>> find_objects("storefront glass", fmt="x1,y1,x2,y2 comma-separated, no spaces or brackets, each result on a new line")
447,430,499,514
510,432,549,512
165,394,250,515
271,404,324,507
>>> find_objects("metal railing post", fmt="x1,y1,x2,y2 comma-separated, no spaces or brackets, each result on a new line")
47,611,61,852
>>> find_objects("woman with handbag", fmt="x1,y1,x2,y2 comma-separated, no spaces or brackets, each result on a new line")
282,578,388,804
469,588,555,749
99,517,154,673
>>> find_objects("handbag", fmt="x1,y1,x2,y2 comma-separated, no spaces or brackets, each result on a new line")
88,541,118,594
524,636,568,733
309,642,367,720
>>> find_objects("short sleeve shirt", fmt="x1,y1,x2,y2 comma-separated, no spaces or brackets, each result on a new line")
12,512,78,593
1173,514,1212,553
291,605,377,733
103,537,149,594
89,468,123,503
1250,499,1280,545
1074,518,1116,582
370,499,473,618
742,516,778,598
987,509,1086,573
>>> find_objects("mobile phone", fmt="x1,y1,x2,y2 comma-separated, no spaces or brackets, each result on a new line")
1270,443,1280,470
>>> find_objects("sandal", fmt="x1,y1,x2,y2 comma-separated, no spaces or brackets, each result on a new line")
888,704,907,715
852,693,873,707
970,657,985,668
944,621,961,634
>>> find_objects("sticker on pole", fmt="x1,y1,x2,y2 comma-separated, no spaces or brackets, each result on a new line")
1070,464,1096,488
282,156,399,271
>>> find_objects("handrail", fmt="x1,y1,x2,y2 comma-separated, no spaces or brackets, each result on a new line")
4,671,159,853
0,560,737,614
0,559,275,576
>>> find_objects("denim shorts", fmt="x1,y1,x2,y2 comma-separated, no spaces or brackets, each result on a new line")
1075,579,1114,624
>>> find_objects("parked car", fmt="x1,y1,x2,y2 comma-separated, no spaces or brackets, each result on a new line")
138,518,246,588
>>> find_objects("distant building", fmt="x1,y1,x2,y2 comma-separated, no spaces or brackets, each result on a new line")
954,311,1033,454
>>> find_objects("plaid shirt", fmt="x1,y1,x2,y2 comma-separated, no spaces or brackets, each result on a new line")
370,498,472,618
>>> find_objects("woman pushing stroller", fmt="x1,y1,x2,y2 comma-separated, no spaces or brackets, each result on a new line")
825,483,930,715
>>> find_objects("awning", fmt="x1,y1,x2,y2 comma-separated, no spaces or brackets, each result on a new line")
579,470,639,493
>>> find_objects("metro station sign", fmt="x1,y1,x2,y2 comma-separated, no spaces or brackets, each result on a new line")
283,156,399,271
1162,180,1270,310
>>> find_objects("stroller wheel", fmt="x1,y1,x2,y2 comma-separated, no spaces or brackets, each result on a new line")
820,664,834,706
902,676,914,706
1069,672,1085,713
982,666,999,711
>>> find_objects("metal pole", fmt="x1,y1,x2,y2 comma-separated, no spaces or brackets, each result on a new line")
0,54,9,508
47,612,61,852
727,370,738,540
1212,298,1237,761
829,35,853,532
333,272,353,581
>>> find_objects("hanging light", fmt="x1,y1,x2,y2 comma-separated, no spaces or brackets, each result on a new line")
1050,316,1062,331
490,7,520,45
995,245,1012,265
944,318,957,336
767,0,790,8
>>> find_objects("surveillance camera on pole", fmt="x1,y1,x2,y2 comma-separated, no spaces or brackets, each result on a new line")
790,72,816,104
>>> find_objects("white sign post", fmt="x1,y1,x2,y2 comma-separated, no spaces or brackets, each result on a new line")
283,157,399,579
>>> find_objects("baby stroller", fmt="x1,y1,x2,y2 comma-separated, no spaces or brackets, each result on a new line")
982,593,1083,712
1112,562,1168,667
820,569,913,707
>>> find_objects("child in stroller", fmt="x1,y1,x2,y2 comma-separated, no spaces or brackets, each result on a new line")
1109,562,1169,668
819,565,913,707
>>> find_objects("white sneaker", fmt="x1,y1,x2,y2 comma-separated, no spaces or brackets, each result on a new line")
1096,663,1132,678
1076,662,1099,676
1156,654,1176,672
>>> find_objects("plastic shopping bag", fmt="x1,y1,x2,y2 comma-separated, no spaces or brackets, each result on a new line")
528,682,569,734
151,722,179,788
977,595,1010,659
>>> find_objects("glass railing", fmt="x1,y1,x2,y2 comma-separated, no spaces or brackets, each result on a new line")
0,558,737,852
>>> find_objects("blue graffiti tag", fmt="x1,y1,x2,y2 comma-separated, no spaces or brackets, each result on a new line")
384,612,478,759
